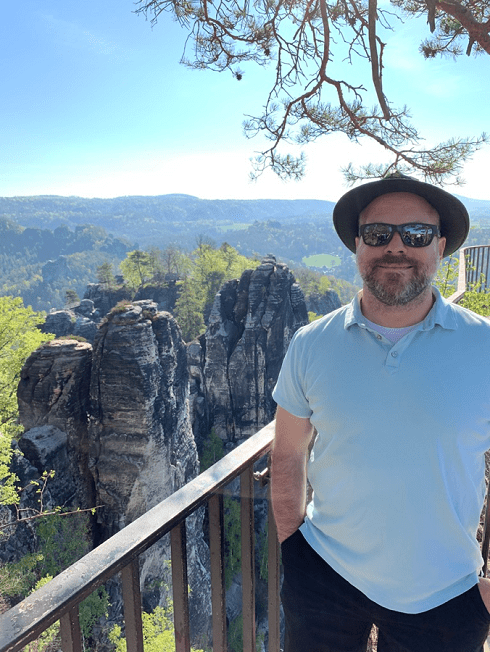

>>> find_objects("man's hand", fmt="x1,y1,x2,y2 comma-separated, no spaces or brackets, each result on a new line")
478,577,490,614
271,406,314,543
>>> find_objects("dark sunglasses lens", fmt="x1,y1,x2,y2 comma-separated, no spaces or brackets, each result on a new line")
361,223,437,247
401,225,434,247
362,224,393,246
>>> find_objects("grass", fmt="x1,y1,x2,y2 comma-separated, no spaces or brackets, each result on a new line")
302,253,341,268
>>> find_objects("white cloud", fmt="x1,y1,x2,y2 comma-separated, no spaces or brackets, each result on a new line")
40,13,119,57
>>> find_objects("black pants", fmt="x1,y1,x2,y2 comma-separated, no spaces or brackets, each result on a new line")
281,530,490,652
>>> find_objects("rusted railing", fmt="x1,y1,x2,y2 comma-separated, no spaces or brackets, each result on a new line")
0,421,279,652
447,244,490,304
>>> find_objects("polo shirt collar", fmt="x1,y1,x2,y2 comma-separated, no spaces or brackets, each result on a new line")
344,286,458,332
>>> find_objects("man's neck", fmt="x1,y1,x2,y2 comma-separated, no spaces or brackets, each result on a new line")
359,286,436,328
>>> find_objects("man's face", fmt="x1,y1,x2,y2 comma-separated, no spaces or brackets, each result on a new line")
355,192,447,307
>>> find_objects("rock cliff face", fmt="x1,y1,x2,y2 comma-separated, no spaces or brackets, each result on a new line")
42,284,179,344
18,340,95,510
89,300,196,539
189,256,308,449
42,299,100,342
84,283,132,317
15,305,211,638
133,282,178,313
306,289,342,316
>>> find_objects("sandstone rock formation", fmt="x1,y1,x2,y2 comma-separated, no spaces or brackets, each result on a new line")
306,289,342,316
89,300,196,538
83,282,132,317
42,283,179,343
42,255,70,284
42,300,100,342
18,340,95,510
15,307,211,638
189,256,309,449
133,281,178,313
11,257,331,646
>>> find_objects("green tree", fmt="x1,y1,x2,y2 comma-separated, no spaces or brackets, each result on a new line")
109,598,204,652
96,261,116,287
460,291,490,315
119,250,155,289
137,0,488,183
1,511,109,649
434,255,460,297
0,297,52,506
64,288,79,307
174,277,205,342
193,242,257,317
161,245,191,277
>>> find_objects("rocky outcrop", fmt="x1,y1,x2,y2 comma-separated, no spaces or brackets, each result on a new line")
89,301,196,537
15,305,211,639
133,282,179,313
42,283,180,343
17,340,95,510
42,256,70,284
42,300,100,342
306,289,342,316
83,283,132,317
189,256,308,449
11,257,320,644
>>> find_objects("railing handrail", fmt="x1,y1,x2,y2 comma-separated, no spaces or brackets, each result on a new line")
447,244,490,304
0,421,275,652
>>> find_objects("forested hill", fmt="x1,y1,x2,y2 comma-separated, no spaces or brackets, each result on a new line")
1,192,489,250
0,192,488,313
0,195,337,248
0,217,131,311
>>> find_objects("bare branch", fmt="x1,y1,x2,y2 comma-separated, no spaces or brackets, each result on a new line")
135,0,490,183
368,0,390,118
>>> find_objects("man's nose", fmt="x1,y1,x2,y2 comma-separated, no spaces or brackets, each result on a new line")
386,231,408,253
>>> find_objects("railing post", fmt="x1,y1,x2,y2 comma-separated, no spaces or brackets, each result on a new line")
241,466,256,652
209,493,227,652
267,479,281,652
60,605,83,652
121,559,144,652
171,521,191,652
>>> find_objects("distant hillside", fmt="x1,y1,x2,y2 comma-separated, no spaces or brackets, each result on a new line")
0,192,488,312
0,217,130,311
0,195,337,249
1,192,488,249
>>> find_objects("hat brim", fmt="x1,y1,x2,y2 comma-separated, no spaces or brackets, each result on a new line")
333,177,469,257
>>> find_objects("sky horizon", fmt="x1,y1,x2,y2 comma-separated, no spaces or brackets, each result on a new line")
2,1,489,204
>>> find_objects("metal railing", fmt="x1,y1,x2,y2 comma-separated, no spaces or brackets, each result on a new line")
447,245,490,303
0,421,279,652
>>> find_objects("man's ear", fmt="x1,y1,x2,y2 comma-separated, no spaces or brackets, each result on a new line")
355,236,360,251
438,236,447,260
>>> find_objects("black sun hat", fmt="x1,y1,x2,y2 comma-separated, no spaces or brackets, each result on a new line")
332,172,469,257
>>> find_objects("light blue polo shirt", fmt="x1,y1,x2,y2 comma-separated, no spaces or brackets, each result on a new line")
273,288,490,613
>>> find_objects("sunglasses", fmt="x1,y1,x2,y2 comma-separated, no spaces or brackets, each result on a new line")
359,222,441,248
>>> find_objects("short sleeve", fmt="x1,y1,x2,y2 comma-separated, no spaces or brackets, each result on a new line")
272,329,313,419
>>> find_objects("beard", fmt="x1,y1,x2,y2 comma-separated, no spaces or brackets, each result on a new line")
358,253,437,307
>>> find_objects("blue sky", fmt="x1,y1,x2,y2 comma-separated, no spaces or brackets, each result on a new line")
1,0,489,202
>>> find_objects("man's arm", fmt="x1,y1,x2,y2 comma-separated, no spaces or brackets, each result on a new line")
271,405,314,543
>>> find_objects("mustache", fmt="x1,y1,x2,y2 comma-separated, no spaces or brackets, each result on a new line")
371,254,420,267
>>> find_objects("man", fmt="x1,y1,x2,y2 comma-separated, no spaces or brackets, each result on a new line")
271,173,490,652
